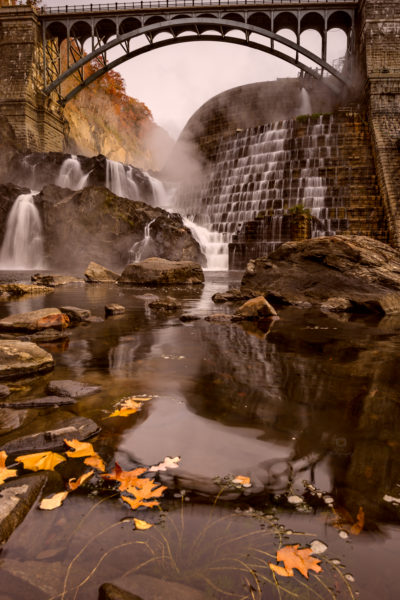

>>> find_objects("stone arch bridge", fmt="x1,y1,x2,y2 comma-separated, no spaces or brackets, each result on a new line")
0,0,399,245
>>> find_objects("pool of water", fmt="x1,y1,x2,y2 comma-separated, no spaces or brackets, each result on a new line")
1,271,400,599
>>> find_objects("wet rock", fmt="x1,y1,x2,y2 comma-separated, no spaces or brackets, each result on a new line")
179,314,201,322
0,284,53,298
31,274,84,286
148,296,182,311
47,379,101,398
0,474,47,544
0,384,10,398
320,297,352,312
110,574,210,600
0,341,54,380
232,296,278,320
204,313,232,323
60,306,91,322
85,261,120,283
99,583,143,600
27,328,70,343
212,288,257,304
241,235,400,314
0,308,69,333
0,408,29,436
119,258,204,286
85,316,104,323
2,416,100,455
2,396,76,409
105,304,126,316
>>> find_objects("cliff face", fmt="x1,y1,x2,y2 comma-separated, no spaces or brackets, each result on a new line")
62,52,173,170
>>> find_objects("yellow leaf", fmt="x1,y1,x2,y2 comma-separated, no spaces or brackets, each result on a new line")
84,454,105,472
0,451,18,485
232,475,252,488
108,397,145,418
64,439,96,458
269,563,292,577
39,491,69,511
68,470,94,491
128,396,151,402
16,451,66,472
271,545,322,579
101,463,147,491
122,478,167,510
108,407,139,418
134,518,153,530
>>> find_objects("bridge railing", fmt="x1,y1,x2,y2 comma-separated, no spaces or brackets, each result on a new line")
41,0,357,14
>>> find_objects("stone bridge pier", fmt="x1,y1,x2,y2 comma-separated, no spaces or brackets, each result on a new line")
358,0,400,247
0,5,65,152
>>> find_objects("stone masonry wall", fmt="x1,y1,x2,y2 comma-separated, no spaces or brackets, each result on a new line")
358,0,400,247
0,6,65,152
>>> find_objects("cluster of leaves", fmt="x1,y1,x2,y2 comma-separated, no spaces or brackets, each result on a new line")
269,544,322,579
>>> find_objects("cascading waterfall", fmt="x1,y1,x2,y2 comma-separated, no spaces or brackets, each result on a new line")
0,192,45,270
298,88,312,115
183,218,228,271
56,155,90,191
105,159,139,200
129,218,156,262
177,115,346,264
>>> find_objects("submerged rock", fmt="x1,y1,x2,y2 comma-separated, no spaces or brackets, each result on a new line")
84,261,120,283
0,341,54,380
0,284,53,298
2,416,100,455
148,296,182,311
105,303,125,316
60,306,91,322
31,274,83,286
212,288,258,304
99,583,143,600
0,474,47,544
118,258,204,286
241,235,400,314
46,380,101,398
104,575,210,600
0,308,69,333
2,396,76,409
233,296,278,320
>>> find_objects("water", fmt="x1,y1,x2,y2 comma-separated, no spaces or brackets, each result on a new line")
298,87,312,115
0,192,45,269
183,217,228,271
0,273,400,598
129,217,156,262
56,155,90,191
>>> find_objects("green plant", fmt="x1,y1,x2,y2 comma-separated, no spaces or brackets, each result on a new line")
288,204,311,217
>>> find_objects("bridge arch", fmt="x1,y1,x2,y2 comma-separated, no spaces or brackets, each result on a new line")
43,17,350,102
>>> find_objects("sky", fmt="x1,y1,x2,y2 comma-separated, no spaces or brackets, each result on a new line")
43,0,347,138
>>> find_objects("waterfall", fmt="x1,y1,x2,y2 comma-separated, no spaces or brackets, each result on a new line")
0,192,45,270
129,218,156,262
298,88,312,115
56,155,90,191
183,218,228,271
105,159,138,200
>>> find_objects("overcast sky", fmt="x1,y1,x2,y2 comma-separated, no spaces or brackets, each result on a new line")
44,0,347,137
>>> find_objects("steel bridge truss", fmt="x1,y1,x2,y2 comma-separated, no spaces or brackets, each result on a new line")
40,1,357,103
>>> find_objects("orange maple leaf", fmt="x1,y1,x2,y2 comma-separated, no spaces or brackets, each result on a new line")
101,462,147,491
122,478,167,510
0,451,18,485
269,544,322,579
68,470,94,491
84,454,105,472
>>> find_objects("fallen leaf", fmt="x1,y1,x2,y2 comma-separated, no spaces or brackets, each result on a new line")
16,451,66,472
39,491,69,510
84,454,105,472
350,506,365,535
68,470,94,491
108,406,140,418
64,439,96,458
101,463,147,491
232,475,252,488
269,544,322,579
149,456,180,472
0,451,18,485
122,477,167,510
134,518,153,530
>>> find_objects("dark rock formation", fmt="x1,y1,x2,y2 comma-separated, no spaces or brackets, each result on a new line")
0,308,69,333
85,262,120,283
0,341,54,380
212,289,258,304
2,396,76,409
241,235,400,314
99,583,143,600
46,380,101,398
118,258,204,286
34,185,204,271
60,306,91,323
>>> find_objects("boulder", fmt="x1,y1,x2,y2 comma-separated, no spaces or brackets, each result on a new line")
241,235,400,314
0,341,54,380
31,274,83,286
0,408,29,436
85,262,120,283
0,308,69,333
99,583,143,600
46,380,101,398
2,396,76,409
118,258,204,286
0,284,53,298
0,384,10,398
212,289,257,304
233,296,278,320
105,304,125,316
0,474,48,544
180,314,201,322
204,313,232,323
2,416,100,455
60,306,91,322
148,297,182,311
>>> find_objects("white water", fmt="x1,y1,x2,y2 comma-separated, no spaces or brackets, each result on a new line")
106,160,139,200
129,218,156,262
183,218,228,271
56,155,90,191
0,192,45,270
298,88,312,115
